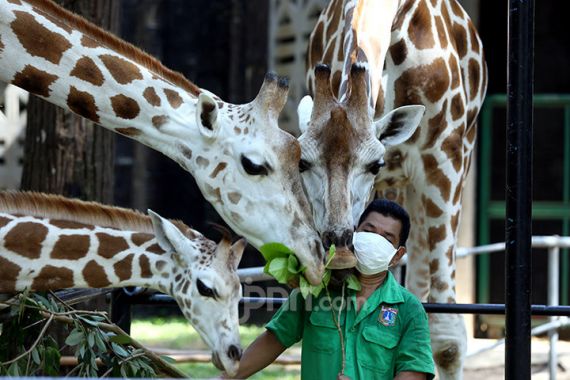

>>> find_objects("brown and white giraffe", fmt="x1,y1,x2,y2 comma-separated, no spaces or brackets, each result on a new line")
0,191,246,376
299,0,487,378
0,0,325,284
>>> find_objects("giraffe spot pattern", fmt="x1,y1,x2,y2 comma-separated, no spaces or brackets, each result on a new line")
196,156,209,169
32,265,74,290
31,6,72,34
143,87,161,107
164,89,183,109
12,65,58,98
80,35,99,49
422,99,448,149
450,210,460,234
4,221,48,259
114,254,134,282
428,224,446,251
448,55,460,89
422,154,451,202
445,245,454,266
111,94,140,120
450,94,464,121
468,21,480,53
67,86,100,123
468,58,481,101
132,232,153,246
389,39,408,66
441,126,464,172
450,0,464,18
52,234,90,260
0,33,4,53
434,15,447,49
209,162,227,179
408,0,435,50
0,216,11,228
50,219,93,230
452,183,462,205
155,260,167,272
11,11,72,64
146,243,165,255
99,54,143,85
7,0,22,4
309,22,324,70
228,192,241,205
429,258,439,275
325,1,342,42
116,127,142,137
139,255,153,278
392,0,415,31
70,56,104,86
179,145,192,160
395,58,450,106
432,276,450,292
96,232,129,259
152,115,168,128
424,196,443,218
466,107,479,130
83,260,111,288
451,23,468,59
0,256,21,292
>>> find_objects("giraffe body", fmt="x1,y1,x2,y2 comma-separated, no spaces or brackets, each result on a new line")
0,191,246,376
301,0,487,378
0,0,325,284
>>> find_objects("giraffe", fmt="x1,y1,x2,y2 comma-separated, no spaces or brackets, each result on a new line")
0,0,325,284
0,191,247,376
298,0,487,378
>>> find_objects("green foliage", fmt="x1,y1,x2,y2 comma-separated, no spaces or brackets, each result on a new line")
0,292,157,377
260,243,361,298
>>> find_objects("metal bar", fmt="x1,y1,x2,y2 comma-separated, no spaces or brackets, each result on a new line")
548,246,560,380
563,107,570,305
505,0,535,378
110,289,132,334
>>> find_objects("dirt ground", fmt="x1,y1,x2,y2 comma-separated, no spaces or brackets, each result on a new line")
464,338,570,379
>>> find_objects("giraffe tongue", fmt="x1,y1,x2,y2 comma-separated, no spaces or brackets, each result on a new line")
327,246,357,269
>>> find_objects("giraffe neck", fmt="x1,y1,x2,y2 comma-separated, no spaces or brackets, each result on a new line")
0,0,205,162
0,193,187,294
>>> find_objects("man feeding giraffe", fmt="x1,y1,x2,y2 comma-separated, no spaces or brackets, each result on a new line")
298,0,487,377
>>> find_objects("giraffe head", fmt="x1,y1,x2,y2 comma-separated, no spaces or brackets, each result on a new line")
297,64,424,267
148,211,246,377
183,73,325,284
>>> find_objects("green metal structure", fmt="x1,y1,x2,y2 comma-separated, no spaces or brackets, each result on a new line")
478,94,570,305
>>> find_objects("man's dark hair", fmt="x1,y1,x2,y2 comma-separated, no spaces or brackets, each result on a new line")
357,198,410,247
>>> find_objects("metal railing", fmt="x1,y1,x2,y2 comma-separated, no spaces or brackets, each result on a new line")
113,235,570,378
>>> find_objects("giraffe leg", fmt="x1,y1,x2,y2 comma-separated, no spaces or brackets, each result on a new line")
426,208,466,380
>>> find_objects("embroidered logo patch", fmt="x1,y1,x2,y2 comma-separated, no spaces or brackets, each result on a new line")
379,306,398,326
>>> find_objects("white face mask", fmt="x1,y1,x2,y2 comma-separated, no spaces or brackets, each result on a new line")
352,231,398,275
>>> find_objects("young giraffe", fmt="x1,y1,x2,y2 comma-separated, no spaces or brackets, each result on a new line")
298,0,487,378
0,191,246,376
0,0,325,284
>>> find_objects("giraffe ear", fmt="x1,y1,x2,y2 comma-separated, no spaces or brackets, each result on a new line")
228,238,247,271
196,93,220,139
148,210,195,264
374,105,425,146
297,95,313,135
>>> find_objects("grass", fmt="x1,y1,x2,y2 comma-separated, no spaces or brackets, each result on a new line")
131,317,301,379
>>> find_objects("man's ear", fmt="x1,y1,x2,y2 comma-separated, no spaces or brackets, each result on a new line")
374,105,425,146
389,246,407,267
196,93,220,139
297,95,314,135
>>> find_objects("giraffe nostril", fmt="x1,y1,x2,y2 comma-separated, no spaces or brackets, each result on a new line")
227,344,242,361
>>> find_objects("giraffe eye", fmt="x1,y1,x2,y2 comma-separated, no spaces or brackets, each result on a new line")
241,155,270,176
367,160,385,175
299,159,311,173
197,279,216,298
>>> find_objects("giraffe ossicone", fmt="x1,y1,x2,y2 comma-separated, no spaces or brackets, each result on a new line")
304,0,487,378
0,0,325,285
0,191,245,377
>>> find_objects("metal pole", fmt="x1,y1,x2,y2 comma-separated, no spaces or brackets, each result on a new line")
548,246,560,380
505,0,534,379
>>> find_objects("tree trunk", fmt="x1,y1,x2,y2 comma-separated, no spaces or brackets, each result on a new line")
19,0,120,361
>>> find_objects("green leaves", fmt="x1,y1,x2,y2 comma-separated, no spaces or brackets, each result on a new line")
346,274,362,291
260,242,360,299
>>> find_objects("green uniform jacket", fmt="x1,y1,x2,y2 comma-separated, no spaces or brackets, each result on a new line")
266,272,435,379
